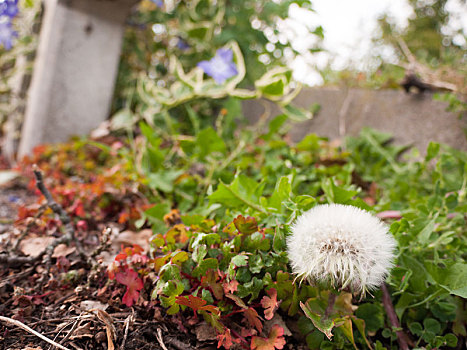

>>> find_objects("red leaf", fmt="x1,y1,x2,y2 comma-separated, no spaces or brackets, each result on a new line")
233,215,258,234
175,295,219,315
217,328,233,349
244,307,263,333
261,288,280,320
251,325,286,350
115,268,143,307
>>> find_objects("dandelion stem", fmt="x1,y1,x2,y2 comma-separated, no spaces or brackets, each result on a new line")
324,292,337,319
381,283,411,350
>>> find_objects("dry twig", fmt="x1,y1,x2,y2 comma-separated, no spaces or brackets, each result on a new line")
155,328,169,350
120,312,135,350
0,315,71,350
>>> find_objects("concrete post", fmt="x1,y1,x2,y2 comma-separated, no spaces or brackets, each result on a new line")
18,0,138,157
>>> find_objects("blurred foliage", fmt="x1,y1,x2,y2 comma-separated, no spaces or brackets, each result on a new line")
112,0,322,115
377,0,465,64
324,0,466,115
0,0,41,139
19,115,467,348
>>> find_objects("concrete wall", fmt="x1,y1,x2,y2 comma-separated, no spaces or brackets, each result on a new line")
244,87,467,152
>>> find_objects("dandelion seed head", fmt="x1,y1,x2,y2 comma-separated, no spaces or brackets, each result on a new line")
287,204,396,296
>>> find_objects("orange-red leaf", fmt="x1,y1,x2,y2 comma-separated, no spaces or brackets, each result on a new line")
261,288,280,320
244,307,263,333
250,325,286,350
223,279,239,294
175,295,219,315
217,328,233,349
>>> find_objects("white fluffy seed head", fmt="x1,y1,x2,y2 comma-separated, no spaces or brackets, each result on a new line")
287,204,396,296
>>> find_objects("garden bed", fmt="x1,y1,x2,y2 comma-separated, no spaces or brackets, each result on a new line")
0,125,465,350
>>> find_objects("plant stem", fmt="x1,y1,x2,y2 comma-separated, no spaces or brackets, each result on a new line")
362,131,402,174
324,292,337,319
381,283,410,350
223,183,267,214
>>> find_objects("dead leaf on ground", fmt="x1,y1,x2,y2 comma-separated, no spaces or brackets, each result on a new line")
20,235,55,257
112,229,152,252
195,322,218,341
52,243,76,258
70,322,93,340
80,300,108,311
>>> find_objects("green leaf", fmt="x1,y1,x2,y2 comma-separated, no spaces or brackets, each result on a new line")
236,277,264,300
145,202,170,223
355,303,384,333
140,121,160,147
281,104,313,122
159,264,181,281
443,333,458,347
409,322,423,336
337,317,356,349
417,214,439,245
231,254,248,267
321,178,358,204
399,254,428,291
268,176,292,211
306,331,324,349
110,109,134,130
267,114,288,135
260,78,285,96
148,170,184,193
395,293,416,319
425,142,440,162
161,280,185,297
196,127,226,158
351,317,373,349
192,244,207,264
192,258,219,278
428,262,467,298
296,134,321,152
249,254,264,274
300,300,335,340
423,318,441,334
209,175,267,213
191,233,221,248
201,289,214,304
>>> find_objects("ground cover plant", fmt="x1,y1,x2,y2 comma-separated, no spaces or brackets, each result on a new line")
0,115,466,349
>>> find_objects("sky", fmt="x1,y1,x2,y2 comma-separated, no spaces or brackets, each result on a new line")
282,0,467,85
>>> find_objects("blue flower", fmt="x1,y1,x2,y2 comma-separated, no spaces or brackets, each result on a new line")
0,0,19,19
176,38,190,51
197,48,238,84
149,0,163,7
0,19,17,50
